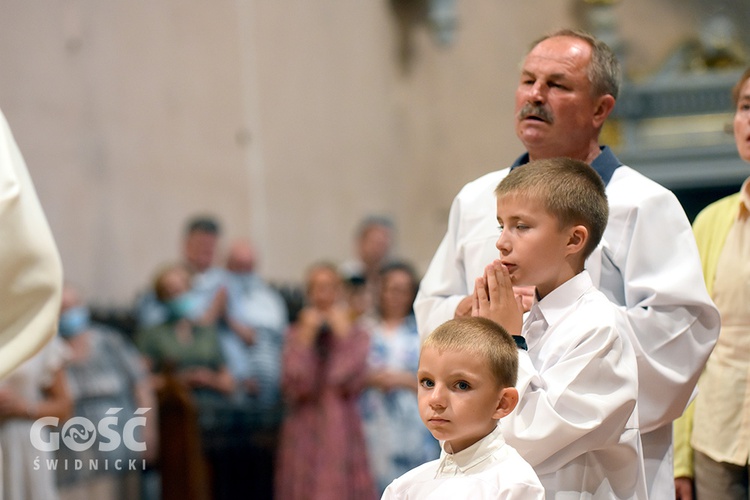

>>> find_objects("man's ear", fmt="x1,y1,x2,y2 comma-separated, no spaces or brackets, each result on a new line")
493,387,519,420
566,225,588,256
592,94,616,129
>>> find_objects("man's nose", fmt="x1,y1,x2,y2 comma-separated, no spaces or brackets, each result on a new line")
528,81,545,103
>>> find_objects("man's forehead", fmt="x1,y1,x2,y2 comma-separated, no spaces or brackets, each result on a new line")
523,37,591,71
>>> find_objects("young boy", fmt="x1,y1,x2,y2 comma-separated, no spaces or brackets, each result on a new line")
382,316,545,499
473,157,647,498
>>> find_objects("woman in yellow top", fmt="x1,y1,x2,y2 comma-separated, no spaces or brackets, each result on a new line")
674,66,750,500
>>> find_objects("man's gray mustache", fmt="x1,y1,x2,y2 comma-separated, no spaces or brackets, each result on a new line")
518,103,554,123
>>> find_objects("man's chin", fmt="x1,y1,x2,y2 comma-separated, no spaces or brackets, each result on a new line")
516,128,551,149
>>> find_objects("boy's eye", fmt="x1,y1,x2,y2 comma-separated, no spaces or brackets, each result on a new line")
419,378,434,389
456,381,470,391
497,225,504,233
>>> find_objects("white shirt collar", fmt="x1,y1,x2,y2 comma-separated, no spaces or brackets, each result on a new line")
435,423,506,477
530,271,594,327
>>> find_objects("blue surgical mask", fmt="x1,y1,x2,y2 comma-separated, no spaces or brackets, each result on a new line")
58,306,90,338
166,293,195,321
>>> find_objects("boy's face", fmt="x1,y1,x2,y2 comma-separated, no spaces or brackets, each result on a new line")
417,345,516,454
495,193,583,298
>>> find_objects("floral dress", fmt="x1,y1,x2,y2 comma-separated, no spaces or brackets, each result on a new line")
359,314,440,493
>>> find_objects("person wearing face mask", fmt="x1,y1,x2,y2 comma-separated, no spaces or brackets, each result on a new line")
135,263,234,499
133,215,227,331
55,283,156,500
136,264,234,398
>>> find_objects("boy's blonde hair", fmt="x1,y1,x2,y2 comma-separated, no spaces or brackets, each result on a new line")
422,317,518,388
495,157,608,259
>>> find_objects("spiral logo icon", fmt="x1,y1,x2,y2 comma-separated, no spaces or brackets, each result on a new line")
61,417,97,452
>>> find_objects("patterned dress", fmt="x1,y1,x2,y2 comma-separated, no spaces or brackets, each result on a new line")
275,323,376,500
359,314,440,493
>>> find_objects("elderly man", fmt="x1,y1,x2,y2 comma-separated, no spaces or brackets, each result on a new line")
222,238,288,405
414,29,720,498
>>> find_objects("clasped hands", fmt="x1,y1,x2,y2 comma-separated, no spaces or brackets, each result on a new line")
296,304,352,346
454,260,529,336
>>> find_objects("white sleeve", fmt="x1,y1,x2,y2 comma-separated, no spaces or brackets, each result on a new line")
503,325,638,475
414,193,469,339
0,108,63,380
600,186,720,432
415,169,511,339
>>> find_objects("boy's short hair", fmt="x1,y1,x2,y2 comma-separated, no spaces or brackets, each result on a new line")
422,317,518,388
495,157,608,259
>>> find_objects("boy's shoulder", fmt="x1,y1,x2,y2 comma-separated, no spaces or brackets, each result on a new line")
541,273,618,326
383,459,440,498
558,286,620,335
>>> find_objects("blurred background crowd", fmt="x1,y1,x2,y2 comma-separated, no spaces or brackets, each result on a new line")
1,1,750,499
2,213,439,500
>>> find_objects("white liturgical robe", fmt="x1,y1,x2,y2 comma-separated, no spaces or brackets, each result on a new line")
0,108,62,379
502,272,648,499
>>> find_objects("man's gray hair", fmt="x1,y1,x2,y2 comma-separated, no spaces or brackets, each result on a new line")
532,28,621,99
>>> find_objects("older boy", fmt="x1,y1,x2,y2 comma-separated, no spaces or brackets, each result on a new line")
473,157,647,498
382,316,544,499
